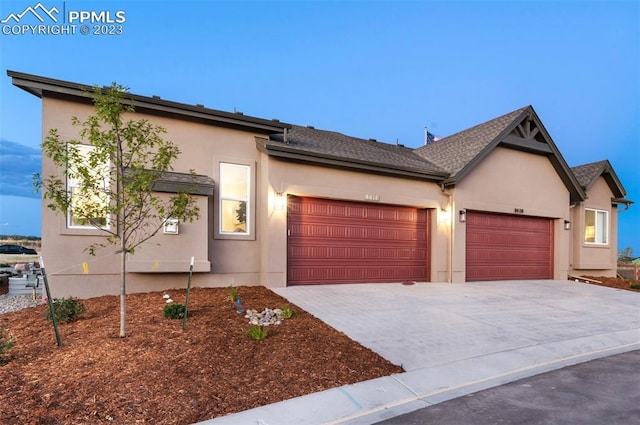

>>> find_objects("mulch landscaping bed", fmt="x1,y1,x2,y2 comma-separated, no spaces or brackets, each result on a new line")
0,286,402,424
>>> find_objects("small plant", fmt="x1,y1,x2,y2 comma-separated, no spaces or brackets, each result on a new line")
162,293,185,319
45,297,85,323
281,306,296,319
228,285,238,302
0,326,15,363
163,303,186,319
245,325,268,341
630,282,640,290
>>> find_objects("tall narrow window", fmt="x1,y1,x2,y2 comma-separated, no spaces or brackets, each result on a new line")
219,162,250,235
584,209,608,244
67,144,109,229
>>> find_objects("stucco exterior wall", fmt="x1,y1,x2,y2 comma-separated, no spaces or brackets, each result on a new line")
41,95,270,297
453,147,571,282
570,177,618,276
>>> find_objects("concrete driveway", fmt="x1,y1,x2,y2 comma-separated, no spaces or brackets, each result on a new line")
200,280,640,425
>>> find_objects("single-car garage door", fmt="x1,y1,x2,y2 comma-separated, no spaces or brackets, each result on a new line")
288,196,430,285
466,211,553,281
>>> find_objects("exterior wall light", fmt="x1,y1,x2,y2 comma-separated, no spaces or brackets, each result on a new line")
459,210,466,223
164,218,179,234
274,192,286,211
564,220,571,230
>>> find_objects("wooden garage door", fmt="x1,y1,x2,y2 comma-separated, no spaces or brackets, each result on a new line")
466,211,553,281
288,196,430,285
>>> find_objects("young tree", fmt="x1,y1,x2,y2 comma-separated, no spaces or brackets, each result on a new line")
35,84,200,337
618,247,634,263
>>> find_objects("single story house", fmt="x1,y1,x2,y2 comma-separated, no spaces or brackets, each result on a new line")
8,71,632,298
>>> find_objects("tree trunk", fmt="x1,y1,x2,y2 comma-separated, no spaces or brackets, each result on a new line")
119,249,127,337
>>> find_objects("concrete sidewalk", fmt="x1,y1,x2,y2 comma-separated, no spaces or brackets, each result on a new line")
197,280,640,425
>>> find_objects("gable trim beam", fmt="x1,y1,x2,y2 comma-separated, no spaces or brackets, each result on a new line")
501,135,553,154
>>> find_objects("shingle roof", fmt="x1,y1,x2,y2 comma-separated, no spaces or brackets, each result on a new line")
570,160,610,188
570,160,628,200
414,106,529,176
125,168,215,196
261,125,449,180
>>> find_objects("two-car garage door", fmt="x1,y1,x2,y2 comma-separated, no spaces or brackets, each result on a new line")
287,196,430,285
465,211,553,281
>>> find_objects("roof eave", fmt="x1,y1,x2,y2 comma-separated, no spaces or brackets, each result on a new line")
602,162,628,199
8,70,291,134
612,197,633,207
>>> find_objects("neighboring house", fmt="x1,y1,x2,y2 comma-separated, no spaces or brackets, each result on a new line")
570,160,631,275
8,71,633,298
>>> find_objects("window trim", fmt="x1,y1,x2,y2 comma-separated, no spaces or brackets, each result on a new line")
583,208,608,245
215,160,255,240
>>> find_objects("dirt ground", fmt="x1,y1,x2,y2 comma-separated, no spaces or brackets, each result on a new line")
578,275,640,292
0,286,402,424
0,276,637,424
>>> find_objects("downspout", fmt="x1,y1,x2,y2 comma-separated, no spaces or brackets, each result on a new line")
440,183,453,283
568,202,577,275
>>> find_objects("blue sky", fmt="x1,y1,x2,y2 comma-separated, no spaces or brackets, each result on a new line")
0,0,638,255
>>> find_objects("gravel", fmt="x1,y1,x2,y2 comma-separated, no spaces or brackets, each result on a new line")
0,294,43,315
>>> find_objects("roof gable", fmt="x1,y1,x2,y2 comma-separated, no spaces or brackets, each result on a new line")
571,160,628,200
414,106,586,203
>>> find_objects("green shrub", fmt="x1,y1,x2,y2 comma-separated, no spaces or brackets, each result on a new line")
630,283,640,290
163,303,186,319
0,326,15,363
45,297,85,323
280,307,295,319
245,325,268,341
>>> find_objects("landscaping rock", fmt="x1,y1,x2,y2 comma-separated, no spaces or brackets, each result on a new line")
245,307,285,326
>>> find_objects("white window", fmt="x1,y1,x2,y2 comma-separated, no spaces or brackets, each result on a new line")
67,144,110,229
584,209,608,244
219,162,250,235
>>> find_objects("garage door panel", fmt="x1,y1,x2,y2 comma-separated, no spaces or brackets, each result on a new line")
290,245,427,260
288,196,430,285
289,265,428,285
466,211,552,281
